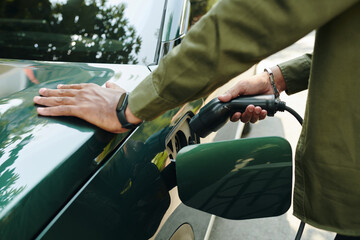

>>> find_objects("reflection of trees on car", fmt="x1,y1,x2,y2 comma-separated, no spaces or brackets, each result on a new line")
0,102,36,211
0,0,142,64
0,62,115,211
0,140,27,211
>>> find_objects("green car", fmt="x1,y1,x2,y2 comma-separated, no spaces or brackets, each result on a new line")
0,0,293,239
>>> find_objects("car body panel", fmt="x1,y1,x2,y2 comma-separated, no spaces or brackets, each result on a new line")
176,137,292,220
0,60,161,239
39,112,179,239
0,0,209,239
0,58,204,239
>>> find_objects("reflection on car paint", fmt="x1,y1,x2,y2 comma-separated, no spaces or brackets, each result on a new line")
0,0,197,239
0,0,165,66
0,62,117,239
176,137,292,220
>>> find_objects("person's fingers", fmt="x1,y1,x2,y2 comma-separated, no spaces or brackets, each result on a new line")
237,108,267,123
39,88,77,97
218,87,242,102
240,105,254,123
37,105,76,116
57,83,94,89
218,92,233,102
230,112,241,122
218,72,274,103
218,81,247,102
254,106,262,115
259,110,267,120
105,81,123,90
250,106,262,123
33,96,75,106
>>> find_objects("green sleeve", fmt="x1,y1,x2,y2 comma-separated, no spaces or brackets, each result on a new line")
129,0,357,120
278,53,312,95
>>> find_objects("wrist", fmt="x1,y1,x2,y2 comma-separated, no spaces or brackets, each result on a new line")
269,66,286,93
264,67,280,98
125,106,142,125
116,92,142,130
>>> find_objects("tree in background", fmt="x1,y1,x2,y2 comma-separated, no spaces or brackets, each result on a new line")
0,0,141,64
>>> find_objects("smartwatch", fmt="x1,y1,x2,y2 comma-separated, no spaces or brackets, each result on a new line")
116,92,141,130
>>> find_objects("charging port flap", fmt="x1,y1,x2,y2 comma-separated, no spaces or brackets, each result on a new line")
165,112,199,161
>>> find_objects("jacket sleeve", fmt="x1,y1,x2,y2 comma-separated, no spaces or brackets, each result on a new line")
278,53,312,95
129,0,357,120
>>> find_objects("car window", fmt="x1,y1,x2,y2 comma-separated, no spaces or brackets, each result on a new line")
0,0,165,65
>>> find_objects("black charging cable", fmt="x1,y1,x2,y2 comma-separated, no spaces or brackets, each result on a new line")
283,106,305,240
276,101,306,240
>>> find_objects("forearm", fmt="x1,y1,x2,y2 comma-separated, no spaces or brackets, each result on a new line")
129,0,355,121
268,65,287,93
125,106,142,125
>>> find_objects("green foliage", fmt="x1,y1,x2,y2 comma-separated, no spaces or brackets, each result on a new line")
0,97,40,210
0,0,142,64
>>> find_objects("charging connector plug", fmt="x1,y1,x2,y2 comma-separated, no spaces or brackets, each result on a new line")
190,95,288,138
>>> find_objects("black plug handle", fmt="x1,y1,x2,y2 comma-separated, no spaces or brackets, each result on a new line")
189,95,280,138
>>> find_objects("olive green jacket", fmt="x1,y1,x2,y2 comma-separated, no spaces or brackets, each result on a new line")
129,0,360,235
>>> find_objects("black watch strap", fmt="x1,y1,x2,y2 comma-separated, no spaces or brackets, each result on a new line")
116,92,140,130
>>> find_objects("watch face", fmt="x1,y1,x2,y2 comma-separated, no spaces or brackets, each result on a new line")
116,93,127,110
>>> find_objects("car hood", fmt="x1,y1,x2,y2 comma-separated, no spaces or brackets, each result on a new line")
0,59,151,237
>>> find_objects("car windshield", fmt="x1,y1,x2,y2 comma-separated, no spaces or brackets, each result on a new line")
0,0,164,65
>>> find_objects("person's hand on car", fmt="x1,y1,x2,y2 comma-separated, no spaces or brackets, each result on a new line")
218,66,286,123
33,82,142,133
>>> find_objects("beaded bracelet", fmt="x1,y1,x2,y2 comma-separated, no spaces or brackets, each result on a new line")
264,68,280,98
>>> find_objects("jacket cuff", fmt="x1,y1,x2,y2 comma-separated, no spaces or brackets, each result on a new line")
278,53,312,95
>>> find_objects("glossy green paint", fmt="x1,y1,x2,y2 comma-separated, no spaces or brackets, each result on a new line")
0,59,155,239
176,137,292,220
38,101,202,240
0,0,199,238
0,58,203,239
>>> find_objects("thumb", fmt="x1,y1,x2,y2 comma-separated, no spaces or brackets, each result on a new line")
218,84,245,102
106,81,122,90
218,92,233,102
